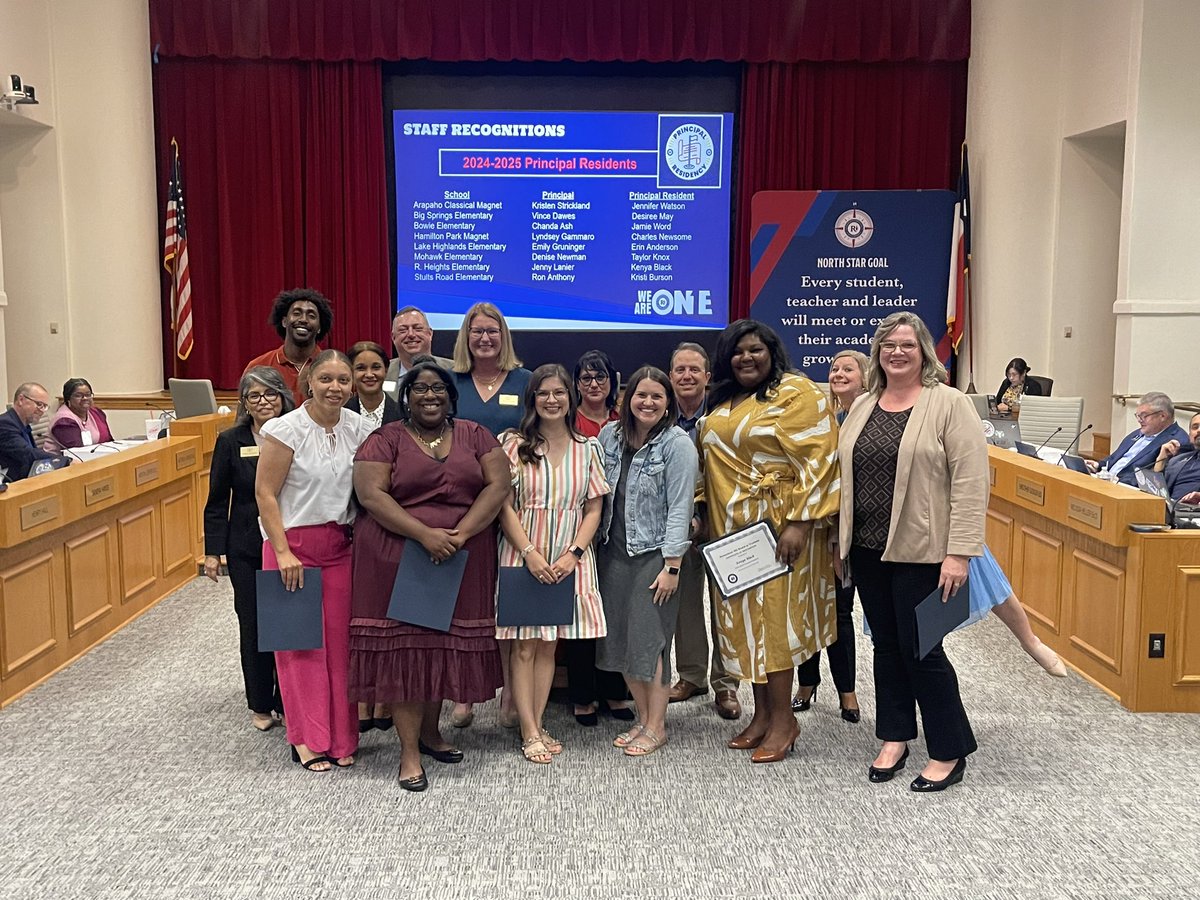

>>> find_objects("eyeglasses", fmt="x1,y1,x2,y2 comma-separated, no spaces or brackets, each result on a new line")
578,374,609,385
469,327,501,339
535,389,569,401
244,390,281,405
879,341,920,355
410,383,448,396
20,394,48,412
70,391,94,401
1135,410,1164,423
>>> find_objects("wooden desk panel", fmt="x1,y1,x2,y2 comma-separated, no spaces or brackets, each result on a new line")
0,436,204,707
168,413,235,562
988,448,1200,712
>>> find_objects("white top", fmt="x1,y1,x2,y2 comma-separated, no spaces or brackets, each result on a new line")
259,405,373,530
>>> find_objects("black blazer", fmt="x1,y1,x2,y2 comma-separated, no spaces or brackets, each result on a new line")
203,422,264,561
345,394,402,426
0,407,56,482
995,377,1044,407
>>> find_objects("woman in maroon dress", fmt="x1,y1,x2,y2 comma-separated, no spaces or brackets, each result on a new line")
350,361,510,792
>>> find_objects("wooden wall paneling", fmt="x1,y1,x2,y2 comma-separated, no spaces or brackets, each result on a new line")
1016,526,1063,633
986,509,1014,573
194,468,211,562
117,507,158,603
0,551,58,677
63,526,116,636
160,489,196,579
1065,550,1126,684
1173,566,1200,690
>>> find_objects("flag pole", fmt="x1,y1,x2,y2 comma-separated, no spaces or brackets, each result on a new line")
961,142,976,393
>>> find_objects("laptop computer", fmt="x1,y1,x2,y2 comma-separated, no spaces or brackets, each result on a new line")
969,394,991,420
1134,467,1168,499
30,456,70,477
985,418,1022,449
1059,454,1090,473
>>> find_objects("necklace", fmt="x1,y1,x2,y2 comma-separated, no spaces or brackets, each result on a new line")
474,370,502,394
410,422,448,450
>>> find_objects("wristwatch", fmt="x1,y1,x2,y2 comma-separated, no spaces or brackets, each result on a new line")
666,565,680,575
569,545,584,560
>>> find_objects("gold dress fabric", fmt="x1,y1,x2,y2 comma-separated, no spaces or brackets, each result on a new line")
697,373,841,682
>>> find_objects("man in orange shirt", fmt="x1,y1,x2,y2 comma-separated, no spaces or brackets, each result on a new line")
243,288,333,405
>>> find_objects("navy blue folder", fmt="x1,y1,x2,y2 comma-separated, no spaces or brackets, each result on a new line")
914,577,971,660
496,566,576,627
256,568,323,651
387,547,469,633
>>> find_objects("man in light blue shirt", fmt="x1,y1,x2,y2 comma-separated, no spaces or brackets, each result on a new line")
1088,391,1189,486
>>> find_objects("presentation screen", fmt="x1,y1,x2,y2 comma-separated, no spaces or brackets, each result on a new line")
393,109,734,331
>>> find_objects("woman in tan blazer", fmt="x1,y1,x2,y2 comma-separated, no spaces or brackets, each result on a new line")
836,312,987,793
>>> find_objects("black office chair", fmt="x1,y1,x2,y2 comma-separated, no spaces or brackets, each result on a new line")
1027,374,1054,396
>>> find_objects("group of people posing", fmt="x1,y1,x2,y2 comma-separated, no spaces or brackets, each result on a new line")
204,288,1067,795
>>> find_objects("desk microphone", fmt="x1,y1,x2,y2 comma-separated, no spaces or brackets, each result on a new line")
1033,427,1063,456
1057,423,1093,466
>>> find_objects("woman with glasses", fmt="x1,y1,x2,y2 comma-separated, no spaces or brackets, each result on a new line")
994,357,1043,415
203,367,295,732
48,378,112,449
449,302,532,727
564,350,633,726
696,320,840,764
838,312,987,792
350,361,510,790
496,364,609,762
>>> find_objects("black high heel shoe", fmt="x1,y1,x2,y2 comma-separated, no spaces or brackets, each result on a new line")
867,745,909,783
839,704,861,724
417,741,464,764
910,757,966,793
791,685,817,713
290,746,332,771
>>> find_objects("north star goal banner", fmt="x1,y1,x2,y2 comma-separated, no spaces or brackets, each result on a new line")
748,190,955,379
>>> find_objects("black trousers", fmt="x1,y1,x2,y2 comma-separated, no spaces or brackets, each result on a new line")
226,554,283,716
564,638,630,707
796,577,856,694
849,546,976,761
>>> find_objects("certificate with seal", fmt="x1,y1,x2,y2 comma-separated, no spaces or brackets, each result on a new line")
701,520,792,598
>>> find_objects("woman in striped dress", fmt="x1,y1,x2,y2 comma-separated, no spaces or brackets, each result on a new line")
497,364,610,764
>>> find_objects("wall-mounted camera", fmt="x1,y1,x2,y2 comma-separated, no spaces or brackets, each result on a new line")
2,73,39,111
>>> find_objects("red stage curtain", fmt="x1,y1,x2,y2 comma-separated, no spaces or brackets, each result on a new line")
153,59,390,388
150,0,970,64
730,60,967,320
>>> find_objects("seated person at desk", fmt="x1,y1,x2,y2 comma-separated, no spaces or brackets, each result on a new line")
0,383,59,482
995,357,1043,414
1087,392,1189,486
1152,411,1200,502
48,378,112,449
243,288,332,406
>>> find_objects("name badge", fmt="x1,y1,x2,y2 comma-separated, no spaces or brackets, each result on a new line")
81,430,94,446
383,380,397,394
498,394,519,407
240,446,260,458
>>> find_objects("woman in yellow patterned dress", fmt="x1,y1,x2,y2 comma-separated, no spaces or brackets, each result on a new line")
696,320,840,764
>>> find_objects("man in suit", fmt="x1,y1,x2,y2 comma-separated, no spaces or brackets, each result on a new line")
0,383,59,482
385,306,453,399
1150,411,1200,502
1087,392,1189,486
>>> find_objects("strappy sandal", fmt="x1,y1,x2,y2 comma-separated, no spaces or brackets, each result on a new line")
290,746,332,771
623,727,668,757
612,723,644,748
539,730,563,755
521,736,553,764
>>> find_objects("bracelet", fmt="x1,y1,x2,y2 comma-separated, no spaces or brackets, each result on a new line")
519,543,535,558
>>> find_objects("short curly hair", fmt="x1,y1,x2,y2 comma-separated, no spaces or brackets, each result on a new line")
269,288,333,341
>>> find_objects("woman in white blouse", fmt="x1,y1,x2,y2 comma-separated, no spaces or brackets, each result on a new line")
256,349,375,772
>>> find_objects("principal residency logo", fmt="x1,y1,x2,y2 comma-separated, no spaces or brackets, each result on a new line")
664,124,715,181
634,288,714,316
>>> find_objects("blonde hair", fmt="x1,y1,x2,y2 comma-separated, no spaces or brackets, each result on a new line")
865,312,947,393
827,349,870,407
451,302,523,373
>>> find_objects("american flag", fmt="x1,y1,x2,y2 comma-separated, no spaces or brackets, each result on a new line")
163,138,194,361
938,143,970,365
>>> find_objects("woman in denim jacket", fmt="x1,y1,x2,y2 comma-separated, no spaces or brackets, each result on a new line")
596,366,698,756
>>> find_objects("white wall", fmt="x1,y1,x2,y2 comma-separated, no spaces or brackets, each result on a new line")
0,0,161,409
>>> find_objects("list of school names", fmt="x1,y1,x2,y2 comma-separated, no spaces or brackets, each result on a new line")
408,189,698,285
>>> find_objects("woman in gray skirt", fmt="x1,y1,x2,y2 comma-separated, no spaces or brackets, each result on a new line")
596,366,698,756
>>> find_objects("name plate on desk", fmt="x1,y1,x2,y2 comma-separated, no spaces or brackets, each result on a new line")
1067,496,1103,529
1016,477,1045,506
989,465,996,486
175,448,197,470
135,461,160,486
84,477,115,507
20,497,60,530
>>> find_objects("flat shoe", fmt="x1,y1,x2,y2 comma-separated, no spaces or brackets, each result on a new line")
252,713,276,732
613,724,644,748
398,767,428,792
450,706,475,728
574,708,599,727
521,737,553,764
373,716,394,731
418,741,464,764
358,719,374,734
606,705,636,722
623,727,667,757
911,757,967,793
540,731,563,754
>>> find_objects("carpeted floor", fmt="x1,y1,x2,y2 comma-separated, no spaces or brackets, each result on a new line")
1,576,1197,899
